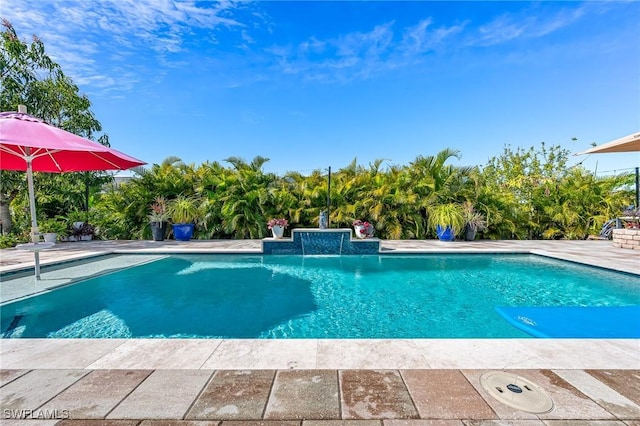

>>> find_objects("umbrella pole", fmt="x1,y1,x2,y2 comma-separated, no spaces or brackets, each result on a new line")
26,157,42,280
26,159,38,237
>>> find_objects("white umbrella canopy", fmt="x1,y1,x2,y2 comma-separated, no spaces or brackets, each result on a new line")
576,132,640,155
575,131,640,211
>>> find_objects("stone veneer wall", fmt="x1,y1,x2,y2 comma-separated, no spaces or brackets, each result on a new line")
612,228,640,250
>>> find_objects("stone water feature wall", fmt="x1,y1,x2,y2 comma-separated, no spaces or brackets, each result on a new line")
612,228,640,250
262,228,380,255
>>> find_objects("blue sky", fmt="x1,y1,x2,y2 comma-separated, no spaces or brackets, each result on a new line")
3,0,639,176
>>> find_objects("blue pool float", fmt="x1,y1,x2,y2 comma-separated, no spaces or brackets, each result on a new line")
495,306,640,338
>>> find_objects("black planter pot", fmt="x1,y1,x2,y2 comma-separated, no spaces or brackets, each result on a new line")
151,221,167,241
464,224,477,241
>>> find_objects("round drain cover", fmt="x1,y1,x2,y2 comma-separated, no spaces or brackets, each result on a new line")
480,371,554,414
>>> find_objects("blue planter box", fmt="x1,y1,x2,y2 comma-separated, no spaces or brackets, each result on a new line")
172,223,194,241
436,225,455,242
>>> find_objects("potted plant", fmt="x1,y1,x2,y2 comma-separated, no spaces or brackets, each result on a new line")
38,217,67,243
73,222,95,241
462,202,487,241
428,203,464,242
149,196,169,241
63,210,89,240
352,220,374,239
168,195,200,241
267,218,288,239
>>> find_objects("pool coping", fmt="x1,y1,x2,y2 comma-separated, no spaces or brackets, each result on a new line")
0,239,638,371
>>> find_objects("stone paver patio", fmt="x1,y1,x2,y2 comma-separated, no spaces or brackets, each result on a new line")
1,239,639,424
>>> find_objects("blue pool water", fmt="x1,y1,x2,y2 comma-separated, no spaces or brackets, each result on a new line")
1,254,639,338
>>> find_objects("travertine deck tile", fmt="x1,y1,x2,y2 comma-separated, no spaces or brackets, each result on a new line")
532,369,619,421
56,421,141,426
339,370,418,420
0,420,60,426
220,422,301,426
586,370,640,406
602,340,640,360
401,370,497,419
412,340,537,370
140,421,222,425
187,370,275,420
202,340,317,370
317,341,430,370
553,370,640,419
39,369,152,419
540,421,627,425
0,369,87,411
88,339,222,369
384,421,464,426
264,370,339,420
0,369,30,386
305,421,381,426
0,339,125,369
107,369,212,419
514,341,640,370
460,421,545,425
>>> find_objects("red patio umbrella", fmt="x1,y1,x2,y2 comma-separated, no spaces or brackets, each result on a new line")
0,105,145,279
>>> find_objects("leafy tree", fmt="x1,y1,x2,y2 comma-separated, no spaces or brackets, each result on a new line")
1,19,110,234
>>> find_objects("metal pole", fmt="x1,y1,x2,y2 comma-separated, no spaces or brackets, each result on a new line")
327,166,331,227
85,172,90,212
26,156,38,240
26,156,43,280
636,167,640,209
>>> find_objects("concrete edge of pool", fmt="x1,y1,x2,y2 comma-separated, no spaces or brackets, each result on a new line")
0,239,638,372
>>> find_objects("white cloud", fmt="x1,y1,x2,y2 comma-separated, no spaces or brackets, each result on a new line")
472,4,587,47
1,0,600,92
1,0,258,95
401,18,466,54
267,17,471,83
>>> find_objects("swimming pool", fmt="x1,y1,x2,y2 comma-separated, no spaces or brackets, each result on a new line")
1,254,638,338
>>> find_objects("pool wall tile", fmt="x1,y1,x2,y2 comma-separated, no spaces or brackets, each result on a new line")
339,370,418,419
263,229,380,255
107,369,213,419
187,370,275,420
87,339,222,369
401,370,497,419
264,370,340,420
0,369,88,412
38,369,152,419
